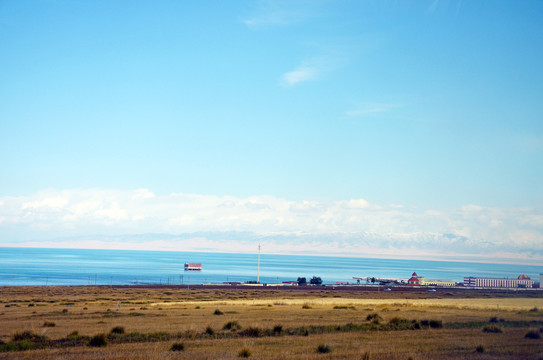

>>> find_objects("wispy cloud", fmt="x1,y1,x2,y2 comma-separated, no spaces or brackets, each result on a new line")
280,52,341,87
1,189,542,264
346,103,403,118
241,1,319,29
426,0,440,14
280,64,319,86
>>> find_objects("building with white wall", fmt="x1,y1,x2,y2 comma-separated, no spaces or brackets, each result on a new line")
464,274,534,288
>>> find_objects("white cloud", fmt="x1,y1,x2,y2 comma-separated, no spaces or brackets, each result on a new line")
280,65,319,86
132,189,155,200
346,103,403,118
1,189,542,264
241,1,319,29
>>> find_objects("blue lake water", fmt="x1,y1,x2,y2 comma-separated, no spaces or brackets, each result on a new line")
0,247,541,286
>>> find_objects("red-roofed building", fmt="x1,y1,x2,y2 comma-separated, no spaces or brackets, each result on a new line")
407,272,421,286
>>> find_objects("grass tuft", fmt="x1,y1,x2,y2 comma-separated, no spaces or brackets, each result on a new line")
42,321,56,327
525,330,540,339
213,309,224,315
361,351,371,360
110,326,125,334
429,320,443,329
302,304,312,309
238,348,251,357
88,334,107,347
489,317,503,323
476,345,485,353
205,326,215,336
67,331,81,339
170,342,185,351
366,313,381,322
0,340,35,352
482,325,503,333
223,321,242,331
239,327,262,337
12,331,45,342
316,344,331,353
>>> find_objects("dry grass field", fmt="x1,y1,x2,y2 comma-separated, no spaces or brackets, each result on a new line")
0,286,542,359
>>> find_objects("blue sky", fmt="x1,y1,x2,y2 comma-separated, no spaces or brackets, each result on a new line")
1,1,542,264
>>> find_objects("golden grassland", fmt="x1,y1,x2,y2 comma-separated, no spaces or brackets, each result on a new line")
0,286,542,359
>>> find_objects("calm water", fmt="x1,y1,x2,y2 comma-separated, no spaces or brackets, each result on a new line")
0,247,541,286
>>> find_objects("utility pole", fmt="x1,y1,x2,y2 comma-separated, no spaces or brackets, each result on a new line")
257,243,261,284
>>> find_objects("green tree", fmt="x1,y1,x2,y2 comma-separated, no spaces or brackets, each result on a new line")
310,276,322,285
297,277,307,286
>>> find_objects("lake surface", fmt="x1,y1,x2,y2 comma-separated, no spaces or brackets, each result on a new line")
0,247,541,286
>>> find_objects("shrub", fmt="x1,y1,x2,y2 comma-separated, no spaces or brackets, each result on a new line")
429,320,443,329
529,307,539,312
1,340,35,351
389,317,407,324
361,352,371,360
223,321,242,331
42,321,56,327
476,345,485,353
110,326,125,334
302,304,312,309
238,348,251,357
28,303,35,307
213,309,224,315
170,342,185,351
62,308,68,313
273,325,283,334
205,326,214,336
239,327,261,337
483,325,503,333
316,344,331,353
525,330,541,339
67,331,80,339
88,334,107,347
12,331,45,342
366,313,381,322
489,317,503,323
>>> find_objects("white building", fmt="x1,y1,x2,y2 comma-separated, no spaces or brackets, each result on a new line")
464,274,534,288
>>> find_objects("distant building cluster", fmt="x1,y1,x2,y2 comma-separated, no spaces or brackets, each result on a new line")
353,272,541,289
464,274,534,288
407,272,455,287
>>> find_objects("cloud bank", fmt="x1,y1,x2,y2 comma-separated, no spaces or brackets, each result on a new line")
1,189,542,264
